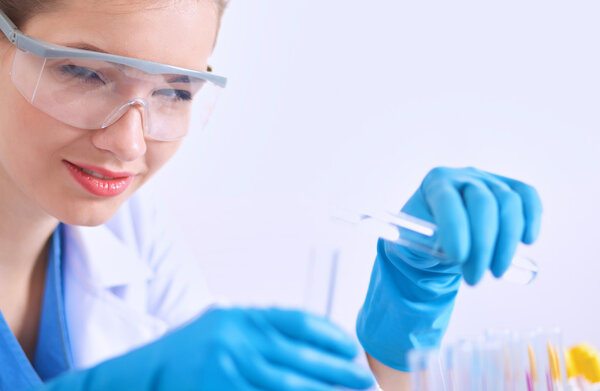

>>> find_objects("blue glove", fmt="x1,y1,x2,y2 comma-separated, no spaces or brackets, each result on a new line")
356,167,543,371
39,307,374,390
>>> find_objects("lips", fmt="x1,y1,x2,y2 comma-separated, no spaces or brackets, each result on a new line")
64,160,134,197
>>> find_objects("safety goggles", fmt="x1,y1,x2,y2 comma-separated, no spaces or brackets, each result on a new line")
0,10,227,141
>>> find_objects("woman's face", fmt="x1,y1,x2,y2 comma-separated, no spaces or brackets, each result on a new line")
0,0,219,226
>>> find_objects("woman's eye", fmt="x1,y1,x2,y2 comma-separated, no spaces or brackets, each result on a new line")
59,65,105,84
154,89,193,102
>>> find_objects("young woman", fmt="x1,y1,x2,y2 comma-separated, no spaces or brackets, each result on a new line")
0,1,542,390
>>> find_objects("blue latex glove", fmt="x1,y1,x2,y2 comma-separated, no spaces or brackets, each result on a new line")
38,307,374,391
356,167,543,371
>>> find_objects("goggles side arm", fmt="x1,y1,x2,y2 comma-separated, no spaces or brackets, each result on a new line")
0,10,18,44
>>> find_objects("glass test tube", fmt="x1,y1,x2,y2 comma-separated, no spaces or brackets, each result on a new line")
408,348,446,391
304,245,339,319
332,209,538,285
408,329,569,391
484,330,533,391
529,328,568,391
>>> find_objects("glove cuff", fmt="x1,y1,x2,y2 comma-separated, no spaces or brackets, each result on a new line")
356,240,460,371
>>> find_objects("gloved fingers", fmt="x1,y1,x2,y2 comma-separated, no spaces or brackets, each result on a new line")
224,326,282,390
198,352,264,391
421,173,470,263
245,363,348,391
231,336,356,391
460,182,499,285
401,186,436,222
263,343,373,390
251,311,373,389
261,308,358,359
245,309,372,388
242,309,373,389
455,168,536,278
485,172,543,244
205,314,274,389
484,185,525,278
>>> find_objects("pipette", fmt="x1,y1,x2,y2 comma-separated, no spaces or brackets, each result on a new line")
332,209,538,285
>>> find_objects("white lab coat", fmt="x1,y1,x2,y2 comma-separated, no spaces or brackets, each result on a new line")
58,191,381,390
61,190,214,369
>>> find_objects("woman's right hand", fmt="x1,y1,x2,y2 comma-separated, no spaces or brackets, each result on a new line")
41,307,375,391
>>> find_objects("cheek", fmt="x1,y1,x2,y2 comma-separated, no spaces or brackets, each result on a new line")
142,140,183,179
2,93,50,173
0,92,78,180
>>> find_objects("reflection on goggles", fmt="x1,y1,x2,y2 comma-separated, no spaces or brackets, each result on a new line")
11,49,222,141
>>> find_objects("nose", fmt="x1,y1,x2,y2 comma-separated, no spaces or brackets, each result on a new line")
91,104,147,162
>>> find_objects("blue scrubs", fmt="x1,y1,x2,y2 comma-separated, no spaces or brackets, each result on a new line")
0,225,73,390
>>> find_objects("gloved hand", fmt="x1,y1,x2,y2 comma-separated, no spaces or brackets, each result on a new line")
356,167,543,371
39,307,375,391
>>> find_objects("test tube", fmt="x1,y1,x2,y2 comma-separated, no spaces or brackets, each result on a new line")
332,209,538,285
480,339,509,391
410,330,570,391
408,348,446,391
546,329,568,391
484,330,518,391
528,329,568,391
304,245,339,319
510,333,532,391
452,339,484,391
441,346,456,391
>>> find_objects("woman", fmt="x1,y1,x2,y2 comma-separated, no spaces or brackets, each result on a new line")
0,0,542,390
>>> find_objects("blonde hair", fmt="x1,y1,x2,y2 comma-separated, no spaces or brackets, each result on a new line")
0,0,230,28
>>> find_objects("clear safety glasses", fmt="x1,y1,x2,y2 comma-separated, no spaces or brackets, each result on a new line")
0,10,227,141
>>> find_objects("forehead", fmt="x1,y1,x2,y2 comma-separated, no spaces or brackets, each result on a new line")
20,0,219,71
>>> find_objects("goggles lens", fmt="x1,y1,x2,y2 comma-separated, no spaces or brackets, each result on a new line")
11,48,222,141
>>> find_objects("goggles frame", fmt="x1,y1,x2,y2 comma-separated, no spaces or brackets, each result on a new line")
0,9,227,88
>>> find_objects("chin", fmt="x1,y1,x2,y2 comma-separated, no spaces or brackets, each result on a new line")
51,198,127,227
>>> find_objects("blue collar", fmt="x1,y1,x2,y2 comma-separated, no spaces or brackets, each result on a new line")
0,224,72,389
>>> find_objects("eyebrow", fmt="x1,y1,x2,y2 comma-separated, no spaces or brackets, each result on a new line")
64,42,207,83
66,42,109,54
167,75,204,84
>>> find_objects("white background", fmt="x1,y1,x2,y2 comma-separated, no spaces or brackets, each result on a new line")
146,1,600,348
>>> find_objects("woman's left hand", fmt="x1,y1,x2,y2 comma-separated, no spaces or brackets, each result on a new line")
356,166,543,371
399,166,543,284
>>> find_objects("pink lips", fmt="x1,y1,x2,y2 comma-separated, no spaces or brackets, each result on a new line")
64,160,134,197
